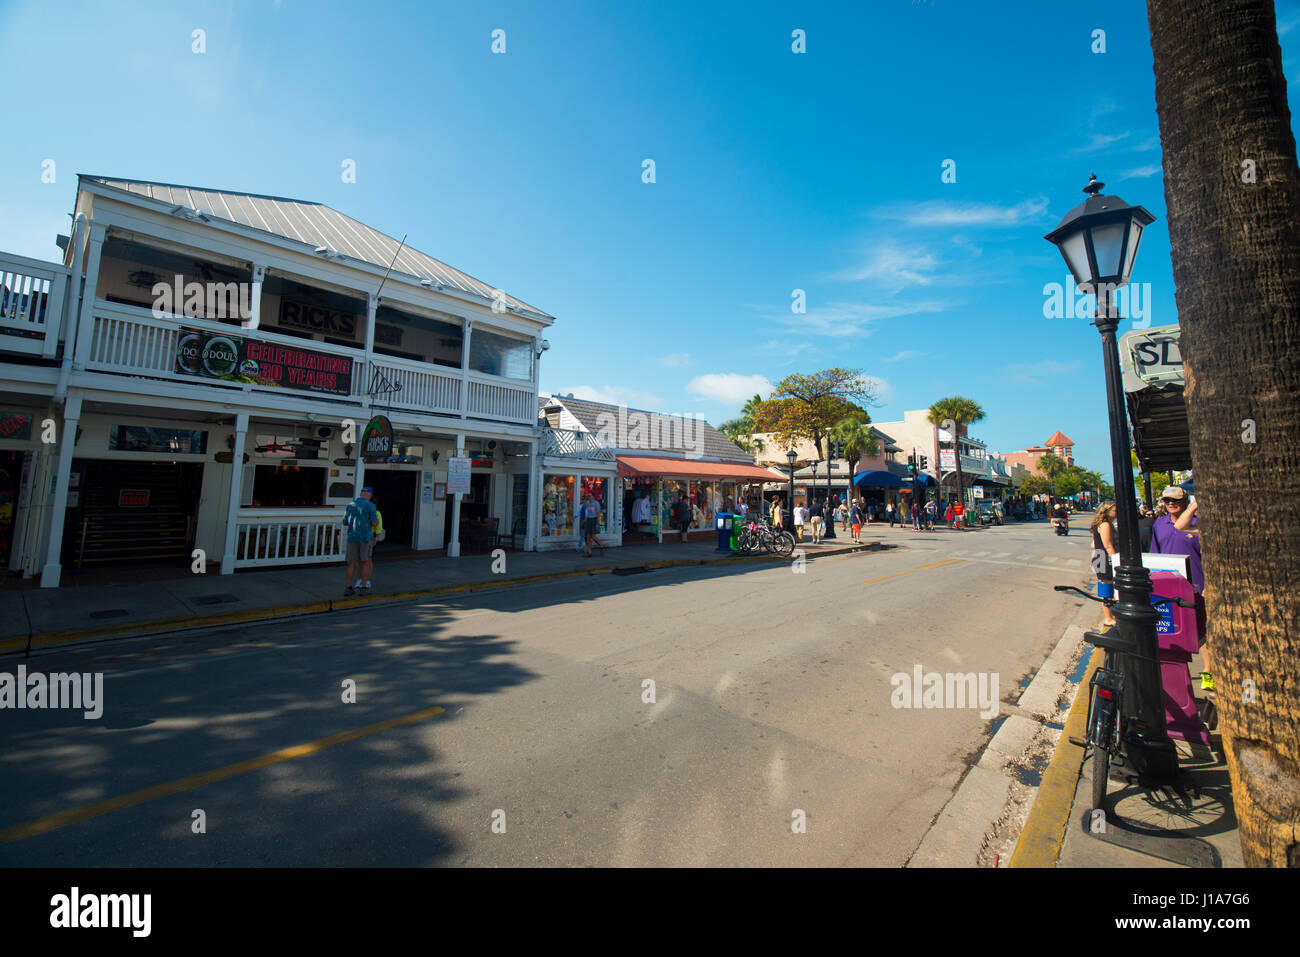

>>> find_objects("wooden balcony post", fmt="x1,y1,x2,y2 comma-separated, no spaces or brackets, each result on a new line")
71,223,106,370
220,413,249,575
40,391,82,588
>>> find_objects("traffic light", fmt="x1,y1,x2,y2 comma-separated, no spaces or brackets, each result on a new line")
907,454,917,474
919,455,928,470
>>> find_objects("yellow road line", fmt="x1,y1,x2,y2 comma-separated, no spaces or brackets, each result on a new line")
863,558,963,585
0,704,446,845
1009,646,1102,867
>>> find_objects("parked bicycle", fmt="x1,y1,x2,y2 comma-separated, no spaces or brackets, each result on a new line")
1053,584,1196,815
737,518,795,558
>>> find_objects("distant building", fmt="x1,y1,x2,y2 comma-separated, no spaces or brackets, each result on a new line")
1001,431,1076,476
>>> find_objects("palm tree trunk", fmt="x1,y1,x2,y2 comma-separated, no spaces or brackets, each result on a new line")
1148,0,1300,866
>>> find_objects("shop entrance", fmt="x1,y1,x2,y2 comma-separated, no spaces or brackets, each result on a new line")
362,469,416,551
62,459,203,569
444,472,492,551
0,451,23,568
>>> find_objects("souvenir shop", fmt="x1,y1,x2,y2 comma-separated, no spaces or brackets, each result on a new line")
616,455,787,543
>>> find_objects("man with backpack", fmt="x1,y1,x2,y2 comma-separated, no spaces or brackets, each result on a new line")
343,486,379,596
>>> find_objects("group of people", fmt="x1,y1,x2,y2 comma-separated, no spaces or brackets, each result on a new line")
1090,486,1203,632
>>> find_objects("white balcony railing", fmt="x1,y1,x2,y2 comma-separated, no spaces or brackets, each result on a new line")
234,508,346,568
542,428,614,461
83,300,537,424
0,251,70,358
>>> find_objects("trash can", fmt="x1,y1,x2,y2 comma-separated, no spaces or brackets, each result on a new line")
715,512,733,552
730,512,742,551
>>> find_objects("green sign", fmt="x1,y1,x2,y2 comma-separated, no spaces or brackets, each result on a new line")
361,415,393,463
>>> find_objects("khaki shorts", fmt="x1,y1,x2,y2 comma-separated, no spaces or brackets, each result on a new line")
346,539,374,563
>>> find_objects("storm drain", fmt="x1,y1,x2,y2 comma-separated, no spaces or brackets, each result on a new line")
194,594,241,606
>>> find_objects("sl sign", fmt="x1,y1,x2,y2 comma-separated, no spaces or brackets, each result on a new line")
361,415,393,463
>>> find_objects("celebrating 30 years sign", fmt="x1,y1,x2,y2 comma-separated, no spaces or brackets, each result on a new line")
174,327,353,397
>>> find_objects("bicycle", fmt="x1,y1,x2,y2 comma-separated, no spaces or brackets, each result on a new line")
1053,584,1196,815
738,518,794,558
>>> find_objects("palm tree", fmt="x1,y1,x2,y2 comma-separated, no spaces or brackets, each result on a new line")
831,413,878,500
1037,452,1069,483
927,397,985,509
1148,0,1300,866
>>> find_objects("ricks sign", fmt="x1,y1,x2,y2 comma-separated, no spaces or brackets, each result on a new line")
361,415,393,463
175,327,353,397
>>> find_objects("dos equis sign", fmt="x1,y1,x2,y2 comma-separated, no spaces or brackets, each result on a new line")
361,415,393,463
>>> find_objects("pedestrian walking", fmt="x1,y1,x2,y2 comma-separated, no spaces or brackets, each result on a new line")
954,500,966,530
1091,502,1120,627
887,502,896,528
342,486,379,596
850,500,862,544
772,497,784,530
809,499,824,544
793,502,806,541
837,500,849,531
911,502,921,530
582,494,606,557
945,502,954,528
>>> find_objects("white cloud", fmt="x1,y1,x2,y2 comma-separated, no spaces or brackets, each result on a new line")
564,384,666,409
657,353,691,367
836,244,940,288
1001,359,1083,386
883,350,924,363
1118,164,1161,180
874,197,1050,228
773,300,947,337
687,373,775,405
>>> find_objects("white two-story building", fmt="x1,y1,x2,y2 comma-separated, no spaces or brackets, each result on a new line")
0,176,554,586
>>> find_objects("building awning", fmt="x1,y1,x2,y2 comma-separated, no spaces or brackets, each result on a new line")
615,455,786,482
854,470,904,488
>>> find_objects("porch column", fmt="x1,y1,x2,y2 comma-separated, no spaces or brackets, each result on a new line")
219,413,249,575
40,391,82,588
656,478,663,544
246,264,265,330
459,319,473,418
526,435,540,551
447,432,465,556
71,223,107,370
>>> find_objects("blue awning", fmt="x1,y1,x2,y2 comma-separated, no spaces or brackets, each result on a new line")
854,470,903,488
911,473,938,488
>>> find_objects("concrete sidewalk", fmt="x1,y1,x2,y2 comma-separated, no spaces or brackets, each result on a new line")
0,536,881,653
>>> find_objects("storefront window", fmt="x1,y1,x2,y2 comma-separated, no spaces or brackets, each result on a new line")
250,464,327,507
627,477,658,530
580,476,609,533
664,479,688,529
542,474,575,537
109,426,208,454
375,304,463,367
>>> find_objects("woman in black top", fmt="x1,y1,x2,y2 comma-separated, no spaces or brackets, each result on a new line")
1090,502,1119,627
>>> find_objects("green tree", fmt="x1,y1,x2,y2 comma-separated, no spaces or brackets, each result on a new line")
1038,452,1070,481
1020,475,1053,498
927,397,985,505
831,413,879,497
719,393,768,454
753,369,877,473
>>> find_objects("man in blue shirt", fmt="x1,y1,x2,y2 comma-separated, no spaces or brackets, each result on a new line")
343,486,379,595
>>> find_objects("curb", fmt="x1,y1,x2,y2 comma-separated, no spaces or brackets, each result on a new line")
1,542,876,655
908,595,1096,867
1009,643,1102,868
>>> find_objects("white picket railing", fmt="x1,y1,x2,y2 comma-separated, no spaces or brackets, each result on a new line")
467,372,534,423
542,428,614,461
0,251,70,357
369,353,460,415
234,508,346,568
82,299,538,425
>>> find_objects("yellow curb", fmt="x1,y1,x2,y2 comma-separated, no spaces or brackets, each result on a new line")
1,546,871,652
1009,645,1103,867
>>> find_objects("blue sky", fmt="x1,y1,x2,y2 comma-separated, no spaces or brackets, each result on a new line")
3,0,1299,481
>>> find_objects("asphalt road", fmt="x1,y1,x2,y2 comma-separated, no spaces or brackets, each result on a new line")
0,521,1096,866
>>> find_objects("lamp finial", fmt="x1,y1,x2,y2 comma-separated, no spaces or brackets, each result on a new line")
1083,173,1105,196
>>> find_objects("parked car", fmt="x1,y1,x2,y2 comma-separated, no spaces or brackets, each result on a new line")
977,503,1003,526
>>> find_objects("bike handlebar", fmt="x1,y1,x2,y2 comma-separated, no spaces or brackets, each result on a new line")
1053,584,1195,608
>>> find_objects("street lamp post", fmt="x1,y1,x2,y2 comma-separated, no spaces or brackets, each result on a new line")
824,441,838,539
786,448,797,527
1045,173,1178,783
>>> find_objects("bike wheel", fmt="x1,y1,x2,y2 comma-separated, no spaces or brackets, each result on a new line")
1091,740,1109,814
776,531,795,558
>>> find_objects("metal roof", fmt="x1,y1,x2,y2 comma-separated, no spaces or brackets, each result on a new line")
540,394,754,463
80,176,553,320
